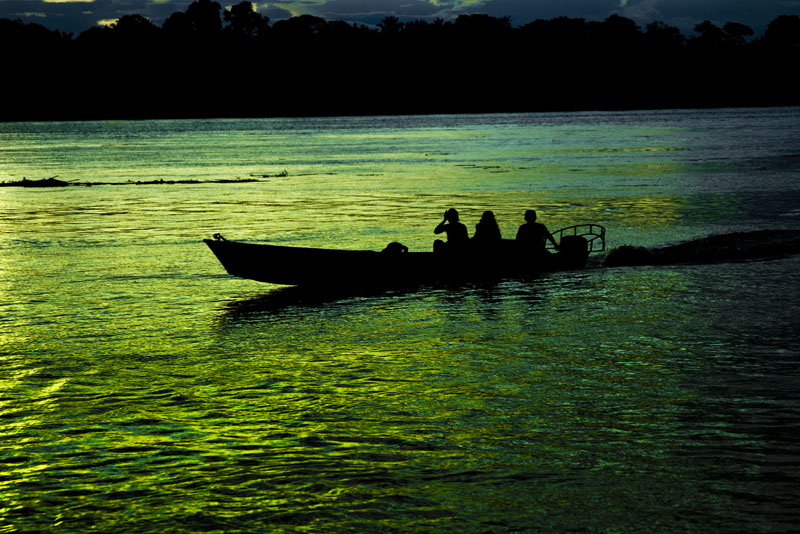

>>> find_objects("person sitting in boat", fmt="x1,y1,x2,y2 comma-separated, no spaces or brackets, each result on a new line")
472,210,502,242
516,209,559,253
434,208,469,253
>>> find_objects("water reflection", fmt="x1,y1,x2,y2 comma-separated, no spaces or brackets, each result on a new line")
201,267,726,529
2,110,800,531
216,278,551,326
220,284,417,319
3,259,799,531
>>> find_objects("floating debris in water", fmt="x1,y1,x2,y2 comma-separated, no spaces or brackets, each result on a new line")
0,176,70,187
1,177,263,187
250,170,289,178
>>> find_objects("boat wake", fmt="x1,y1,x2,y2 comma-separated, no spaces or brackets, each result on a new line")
602,230,800,268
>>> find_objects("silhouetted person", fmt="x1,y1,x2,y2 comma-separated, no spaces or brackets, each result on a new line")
516,209,559,254
472,210,502,242
434,208,469,252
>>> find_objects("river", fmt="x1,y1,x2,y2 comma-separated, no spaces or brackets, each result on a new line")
1,108,799,531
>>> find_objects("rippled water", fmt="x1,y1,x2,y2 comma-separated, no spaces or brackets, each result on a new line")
1,109,800,532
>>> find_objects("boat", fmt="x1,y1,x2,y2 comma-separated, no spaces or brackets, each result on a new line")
204,224,605,287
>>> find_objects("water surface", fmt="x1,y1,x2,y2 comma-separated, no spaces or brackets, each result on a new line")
1,108,800,532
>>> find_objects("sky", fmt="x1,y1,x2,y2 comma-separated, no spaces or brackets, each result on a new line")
2,0,798,37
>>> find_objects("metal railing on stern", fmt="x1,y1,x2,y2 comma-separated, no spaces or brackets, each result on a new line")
548,224,606,253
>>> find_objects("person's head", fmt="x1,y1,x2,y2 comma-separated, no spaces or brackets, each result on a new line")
481,210,496,223
524,209,537,223
446,208,459,222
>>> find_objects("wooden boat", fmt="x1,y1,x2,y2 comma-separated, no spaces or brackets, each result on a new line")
204,224,606,286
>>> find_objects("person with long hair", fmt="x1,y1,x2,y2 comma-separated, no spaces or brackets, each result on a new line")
472,210,502,242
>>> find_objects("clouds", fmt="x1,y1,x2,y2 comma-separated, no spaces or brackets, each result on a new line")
303,0,624,26
1,0,797,36
478,0,619,24
306,0,438,21
616,0,796,33
299,0,492,23
1,0,160,34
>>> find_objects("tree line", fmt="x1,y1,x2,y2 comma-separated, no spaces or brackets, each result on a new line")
2,4,799,121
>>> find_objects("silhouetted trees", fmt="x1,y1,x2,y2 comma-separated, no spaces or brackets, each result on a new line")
763,15,800,49
224,1,269,41
2,8,798,121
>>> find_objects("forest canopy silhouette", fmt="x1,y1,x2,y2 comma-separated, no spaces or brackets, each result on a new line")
2,3,799,121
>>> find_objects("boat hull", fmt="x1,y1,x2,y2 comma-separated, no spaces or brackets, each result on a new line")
204,237,590,286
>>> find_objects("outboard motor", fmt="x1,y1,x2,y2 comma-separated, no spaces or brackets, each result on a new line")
559,235,589,268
